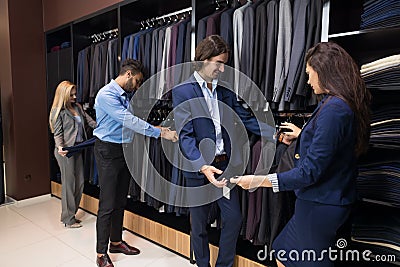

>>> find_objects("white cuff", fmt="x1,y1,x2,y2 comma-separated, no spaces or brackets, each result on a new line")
268,173,280,193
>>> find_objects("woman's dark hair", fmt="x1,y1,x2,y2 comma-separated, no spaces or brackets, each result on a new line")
194,35,229,71
119,59,144,76
306,42,371,156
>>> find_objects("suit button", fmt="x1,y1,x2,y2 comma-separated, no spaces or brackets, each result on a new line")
294,153,300,160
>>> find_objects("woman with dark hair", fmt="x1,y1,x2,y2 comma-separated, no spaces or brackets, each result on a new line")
231,42,371,267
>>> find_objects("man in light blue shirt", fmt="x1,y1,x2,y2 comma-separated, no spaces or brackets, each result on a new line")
94,59,177,267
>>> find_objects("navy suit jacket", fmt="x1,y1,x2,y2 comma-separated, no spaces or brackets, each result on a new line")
278,95,358,205
172,74,273,181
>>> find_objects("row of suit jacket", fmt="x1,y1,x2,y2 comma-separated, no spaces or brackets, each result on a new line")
122,126,297,248
121,16,192,100
239,134,295,248
121,19,192,216
76,0,324,112
198,0,323,111
76,38,119,104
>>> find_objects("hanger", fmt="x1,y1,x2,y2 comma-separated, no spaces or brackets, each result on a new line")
215,0,221,10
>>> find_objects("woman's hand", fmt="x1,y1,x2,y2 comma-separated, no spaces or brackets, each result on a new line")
230,175,271,190
58,146,68,157
279,122,301,140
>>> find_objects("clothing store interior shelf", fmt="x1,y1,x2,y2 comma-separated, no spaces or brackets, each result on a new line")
328,1,400,266
328,26,400,66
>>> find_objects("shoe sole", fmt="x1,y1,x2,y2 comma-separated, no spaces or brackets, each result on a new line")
109,249,140,255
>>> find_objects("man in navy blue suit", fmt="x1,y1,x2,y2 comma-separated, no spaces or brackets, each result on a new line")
172,35,273,267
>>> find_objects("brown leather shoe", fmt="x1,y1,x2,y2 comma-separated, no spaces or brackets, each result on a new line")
109,240,140,255
96,254,114,267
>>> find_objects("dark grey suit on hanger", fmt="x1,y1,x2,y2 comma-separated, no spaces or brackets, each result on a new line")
263,0,279,103
252,0,279,103
197,15,211,45
239,1,257,100
284,0,311,104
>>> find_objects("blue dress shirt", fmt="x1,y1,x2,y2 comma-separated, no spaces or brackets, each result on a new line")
93,79,161,143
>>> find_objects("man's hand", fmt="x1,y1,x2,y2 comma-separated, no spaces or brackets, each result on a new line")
58,146,68,157
200,165,227,188
160,127,178,142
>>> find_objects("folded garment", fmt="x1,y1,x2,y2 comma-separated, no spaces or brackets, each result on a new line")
352,203,400,248
63,137,96,158
360,0,400,30
50,46,61,52
60,41,71,48
361,56,400,75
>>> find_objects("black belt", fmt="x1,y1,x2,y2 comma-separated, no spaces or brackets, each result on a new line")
214,154,228,163
95,137,130,148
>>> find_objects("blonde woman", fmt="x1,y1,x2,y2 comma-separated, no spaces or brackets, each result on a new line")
49,81,96,228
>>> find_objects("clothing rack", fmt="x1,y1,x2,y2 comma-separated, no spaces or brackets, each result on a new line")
140,7,192,29
215,0,230,9
156,7,192,20
89,28,118,43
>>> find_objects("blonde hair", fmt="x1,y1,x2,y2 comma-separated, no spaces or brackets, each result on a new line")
49,81,75,133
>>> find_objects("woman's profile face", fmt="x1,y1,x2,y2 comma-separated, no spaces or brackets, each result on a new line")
306,64,326,95
68,88,77,104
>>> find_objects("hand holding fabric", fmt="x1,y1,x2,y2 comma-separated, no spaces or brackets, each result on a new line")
58,146,68,157
200,165,227,188
279,122,301,140
230,175,272,190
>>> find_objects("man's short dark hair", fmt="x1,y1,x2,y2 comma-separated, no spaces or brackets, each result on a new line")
194,35,229,71
119,59,144,76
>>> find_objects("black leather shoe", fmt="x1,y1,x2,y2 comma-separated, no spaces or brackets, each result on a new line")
96,254,113,267
109,240,140,255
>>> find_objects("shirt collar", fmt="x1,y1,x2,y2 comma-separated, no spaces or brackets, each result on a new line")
194,71,218,92
110,79,136,100
110,79,128,97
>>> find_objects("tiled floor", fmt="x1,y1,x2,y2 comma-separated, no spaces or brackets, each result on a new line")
0,195,195,267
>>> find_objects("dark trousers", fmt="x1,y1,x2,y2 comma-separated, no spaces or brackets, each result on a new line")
188,160,243,267
94,139,131,254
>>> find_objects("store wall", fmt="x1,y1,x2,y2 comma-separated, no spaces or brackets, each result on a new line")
0,0,124,200
0,0,50,200
42,0,122,31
